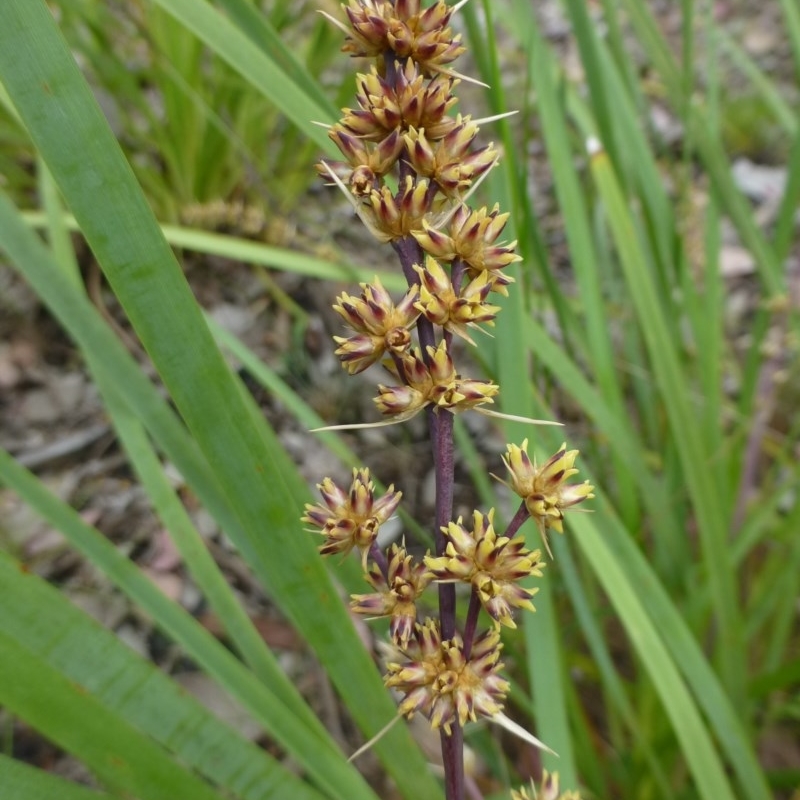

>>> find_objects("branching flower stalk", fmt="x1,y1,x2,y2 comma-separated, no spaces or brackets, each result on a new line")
304,2,594,798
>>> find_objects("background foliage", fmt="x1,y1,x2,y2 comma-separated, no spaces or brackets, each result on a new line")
0,1,798,798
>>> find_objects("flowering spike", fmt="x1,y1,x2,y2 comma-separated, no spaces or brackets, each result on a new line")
308,4,595,788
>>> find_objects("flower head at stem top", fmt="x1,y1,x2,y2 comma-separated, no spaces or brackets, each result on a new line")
425,508,544,628
302,468,402,568
351,543,433,647
385,619,509,733
501,440,594,557
336,0,467,74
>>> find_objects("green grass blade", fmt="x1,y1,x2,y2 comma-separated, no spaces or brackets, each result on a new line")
566,515,737,800
777,0,800,80
524,10,640,527
556,541,674,800
589,504,773,800
37,157,81,289
207,316,354,465
713,28,798,135
561,0,624,177
0,189,337,736
0,551,325,800
524,408,769,799
620,0,788,303
463,1,583,358
520,314,683,547
32,146,294,704
0,630,229,800
0,447,379,800
588,142,744,700
1,194,381,800
494,268,578,785
212,0,337,117
773,127,800,263
22,212,407,290
3,192,271,594
0,6,438,794
101,380,301,693
149,0,335,150
0,754,114,800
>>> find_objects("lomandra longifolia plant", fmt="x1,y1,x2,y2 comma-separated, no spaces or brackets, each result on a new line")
303,2,593,798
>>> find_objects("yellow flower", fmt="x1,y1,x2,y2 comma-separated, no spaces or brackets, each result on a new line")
501,441,594,556
333,279,419,374
412,203,520,293
302,469,401,568
385,619,509,733
375,342,499,421
413,256,500,343
351,544,432,648
425,509,543,627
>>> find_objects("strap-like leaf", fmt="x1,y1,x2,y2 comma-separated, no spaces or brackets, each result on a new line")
0,552,323,800
0,630,228,800
0,754,114,800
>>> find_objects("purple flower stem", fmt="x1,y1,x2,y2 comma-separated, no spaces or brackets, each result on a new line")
461,589,482,661
431,409,456,633
384,45,464,800
429,406,463,800
441,728,465,800
505,501,531,541
394,226,463,800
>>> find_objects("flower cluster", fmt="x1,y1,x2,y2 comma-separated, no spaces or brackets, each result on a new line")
425,509,544,628
301,468,401,568
385,620,509,734
351,542,431,647
502,440,595,556
305,2,594,797
319,1,519,429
